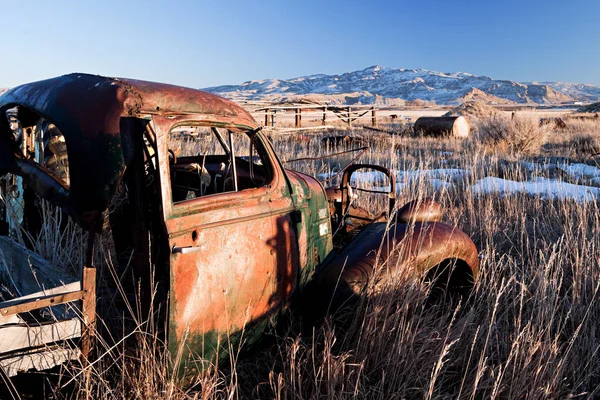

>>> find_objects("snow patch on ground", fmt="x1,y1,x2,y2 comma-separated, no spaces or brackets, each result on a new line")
472,177,600,202
557,163,600,182
318,168,467,187
318,165,600,203
520,161,600,182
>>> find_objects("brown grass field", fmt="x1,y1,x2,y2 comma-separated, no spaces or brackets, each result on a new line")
8,113,600,399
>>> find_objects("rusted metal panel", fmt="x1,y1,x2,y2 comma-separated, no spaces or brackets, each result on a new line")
168,219,278,355
396,198,442,223
317,221,479,299
0,74,257,128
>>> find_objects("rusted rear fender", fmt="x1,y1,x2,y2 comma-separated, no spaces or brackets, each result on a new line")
308,221,478,312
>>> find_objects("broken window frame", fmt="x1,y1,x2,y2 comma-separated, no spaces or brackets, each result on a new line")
165,120,274,207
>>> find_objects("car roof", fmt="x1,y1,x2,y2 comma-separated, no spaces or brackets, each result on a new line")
0,73,257,128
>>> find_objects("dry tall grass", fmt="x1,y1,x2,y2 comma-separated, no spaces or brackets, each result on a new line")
8,117,600,399
562,119,600,157
474,114,552,156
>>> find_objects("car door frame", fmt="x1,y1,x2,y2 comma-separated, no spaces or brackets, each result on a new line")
151,115,299,366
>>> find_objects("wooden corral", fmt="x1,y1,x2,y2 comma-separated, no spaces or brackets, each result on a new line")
252,104,399,130
414,116,470,138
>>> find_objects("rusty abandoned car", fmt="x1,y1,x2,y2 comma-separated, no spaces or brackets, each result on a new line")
0,74,479,377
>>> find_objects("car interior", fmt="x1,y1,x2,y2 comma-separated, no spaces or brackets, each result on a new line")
168,126,270,203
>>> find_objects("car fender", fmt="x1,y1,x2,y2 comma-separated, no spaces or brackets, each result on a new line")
312,221,478,310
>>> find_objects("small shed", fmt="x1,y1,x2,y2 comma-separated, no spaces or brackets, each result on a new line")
414,116,470,138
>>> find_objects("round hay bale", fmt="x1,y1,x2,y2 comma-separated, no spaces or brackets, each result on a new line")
414,116,470,138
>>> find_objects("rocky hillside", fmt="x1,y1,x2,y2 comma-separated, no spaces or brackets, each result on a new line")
205,66,600,105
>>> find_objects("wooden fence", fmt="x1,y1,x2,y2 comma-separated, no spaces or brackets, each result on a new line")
250,104,403,129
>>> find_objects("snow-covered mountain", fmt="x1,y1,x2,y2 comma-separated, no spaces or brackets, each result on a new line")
204,66,600,105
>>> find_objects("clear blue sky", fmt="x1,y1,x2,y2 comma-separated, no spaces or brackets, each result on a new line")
2,0,599,88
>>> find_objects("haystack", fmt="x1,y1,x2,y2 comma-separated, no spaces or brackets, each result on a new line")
443,101,499,120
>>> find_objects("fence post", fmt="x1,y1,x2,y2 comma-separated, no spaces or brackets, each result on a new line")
371,107,377,127
322,106,327,126
295,108,302,128
81,264,96,358
347,106,352,128
264,109,271,127
81,232,97,361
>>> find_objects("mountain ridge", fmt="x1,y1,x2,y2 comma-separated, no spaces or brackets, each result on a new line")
204,65,600,105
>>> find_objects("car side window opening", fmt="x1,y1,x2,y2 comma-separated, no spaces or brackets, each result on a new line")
168,125,270,204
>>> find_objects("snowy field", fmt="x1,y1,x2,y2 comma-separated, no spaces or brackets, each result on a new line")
319,161,600,203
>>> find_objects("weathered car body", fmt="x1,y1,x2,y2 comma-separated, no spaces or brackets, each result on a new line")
0,74,478,377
